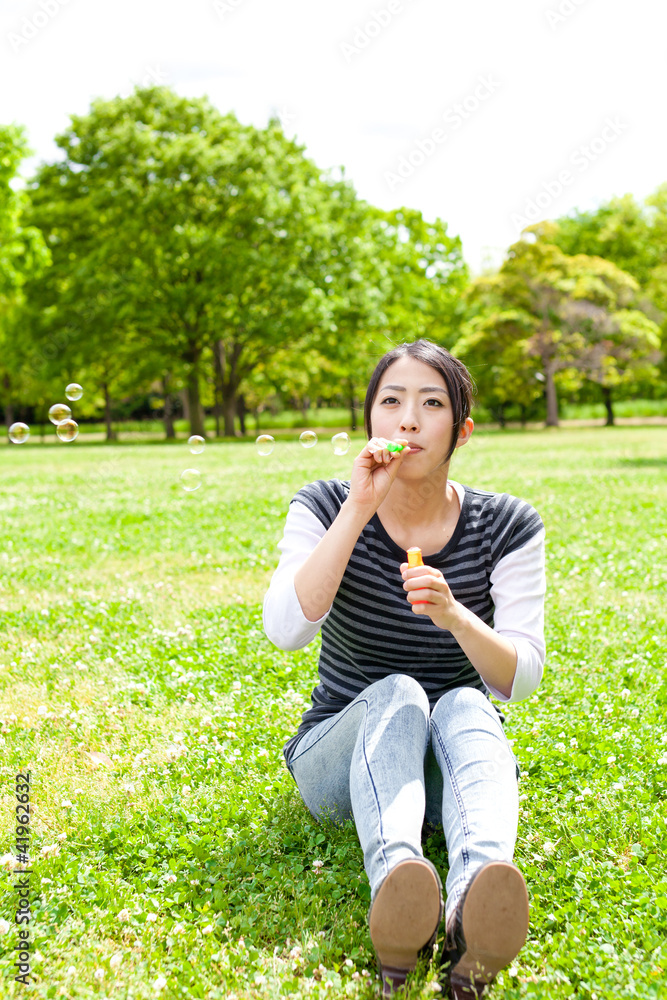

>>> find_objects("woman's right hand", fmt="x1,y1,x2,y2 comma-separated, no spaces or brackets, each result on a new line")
347,437,411,514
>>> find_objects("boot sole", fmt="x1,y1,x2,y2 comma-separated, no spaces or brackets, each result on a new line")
369,858,443,973
451,861,529,986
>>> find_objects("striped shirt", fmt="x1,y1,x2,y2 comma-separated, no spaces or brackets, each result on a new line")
263,478,546,764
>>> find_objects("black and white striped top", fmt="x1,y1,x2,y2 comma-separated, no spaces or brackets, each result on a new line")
263,478,546,764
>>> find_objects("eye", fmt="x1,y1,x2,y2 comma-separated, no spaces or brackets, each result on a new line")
425,398,443,406
380,396,398,404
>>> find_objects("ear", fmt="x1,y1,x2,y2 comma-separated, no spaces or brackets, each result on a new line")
454,417,474,449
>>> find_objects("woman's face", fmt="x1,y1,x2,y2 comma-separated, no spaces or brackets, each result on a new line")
368,356,471,475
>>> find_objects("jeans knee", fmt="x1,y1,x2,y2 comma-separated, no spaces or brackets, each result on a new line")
370,673,429,714
431,686,498,736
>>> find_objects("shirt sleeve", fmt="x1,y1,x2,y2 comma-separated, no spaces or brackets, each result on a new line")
484,526,546,703
262,501,332,651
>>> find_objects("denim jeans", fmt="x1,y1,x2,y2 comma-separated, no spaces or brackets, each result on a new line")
287,674,520,924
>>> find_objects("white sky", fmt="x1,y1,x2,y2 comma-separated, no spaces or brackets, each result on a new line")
1,0,665,274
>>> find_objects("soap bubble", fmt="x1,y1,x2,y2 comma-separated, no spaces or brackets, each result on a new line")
299,431,318,449
180,469,201,492
188,435,205,455
256,435,275,456
8,422,30,444
331,432,351,456
49,403,72,425
56,419,79,442
65,383,83,401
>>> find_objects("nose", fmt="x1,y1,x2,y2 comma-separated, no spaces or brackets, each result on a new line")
399,405,419,433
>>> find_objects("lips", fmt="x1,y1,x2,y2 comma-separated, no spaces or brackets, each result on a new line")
406,443,423,452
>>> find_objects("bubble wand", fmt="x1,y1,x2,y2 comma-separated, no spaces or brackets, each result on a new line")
406,547,430,607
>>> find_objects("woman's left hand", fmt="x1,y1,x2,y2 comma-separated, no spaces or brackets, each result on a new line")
400,562,464,632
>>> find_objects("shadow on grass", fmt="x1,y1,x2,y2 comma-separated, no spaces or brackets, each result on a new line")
617,457,667,468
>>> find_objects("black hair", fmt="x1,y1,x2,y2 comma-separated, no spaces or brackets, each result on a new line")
363,339,475,462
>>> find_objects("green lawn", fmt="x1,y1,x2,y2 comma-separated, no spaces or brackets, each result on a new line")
0,427,666,998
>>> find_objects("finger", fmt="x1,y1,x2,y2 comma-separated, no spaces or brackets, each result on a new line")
407,589,435,605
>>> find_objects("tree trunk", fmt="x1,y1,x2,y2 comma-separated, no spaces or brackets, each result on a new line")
162,376,175,440
185,360,205,438
213,340,224,438
601,384,615,427
222,394,237,436
544,367,559,427
349,382,358,432
180,388,190,422
301,396,310,425
103,383,115,442
3,375,13,429
519,404,527,427
492,403,506,428
237,394,247,436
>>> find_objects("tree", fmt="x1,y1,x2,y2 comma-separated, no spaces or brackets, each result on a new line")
24,88,382,438
456,224,661,426
0,123,50,429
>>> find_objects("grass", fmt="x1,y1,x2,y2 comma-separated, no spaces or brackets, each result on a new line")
0,427,666,999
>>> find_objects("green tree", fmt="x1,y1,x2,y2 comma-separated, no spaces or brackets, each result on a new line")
0,123,50,430
25,88,378,439
456,225,661,426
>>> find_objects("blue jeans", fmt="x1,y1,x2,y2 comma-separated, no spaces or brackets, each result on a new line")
287,674,520,924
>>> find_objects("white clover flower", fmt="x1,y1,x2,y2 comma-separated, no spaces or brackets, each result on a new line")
165,873,177,883
110,953,122,969
543,841,556,855
153,975,167,991
37,705,48,715
57,833,67,842
117,908,131,922
202,924,214,935
94,969,104,980
607,755,616,764
0,918,11,934
0,853,17,871
146,913,158,923
65,966,76,976
172,923,185,934
60,799,73,809
40,843,60,858
620,688,632,699
630,708,640,718
312,860,324,871
186,693,195,703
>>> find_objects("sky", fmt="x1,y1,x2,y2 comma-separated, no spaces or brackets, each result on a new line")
1,0,665,275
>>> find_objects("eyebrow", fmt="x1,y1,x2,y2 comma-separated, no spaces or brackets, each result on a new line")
380,384,449,394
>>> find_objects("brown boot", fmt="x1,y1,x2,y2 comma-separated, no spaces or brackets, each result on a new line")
369,857,443,996
443,860,529,999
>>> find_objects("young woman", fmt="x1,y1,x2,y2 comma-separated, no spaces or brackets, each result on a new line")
263,340,546,998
